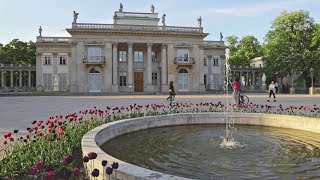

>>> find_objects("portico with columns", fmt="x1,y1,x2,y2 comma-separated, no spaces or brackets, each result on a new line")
36,4,225,93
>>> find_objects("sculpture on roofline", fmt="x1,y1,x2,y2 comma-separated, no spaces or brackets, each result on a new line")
220,32,224,41
162,14,166,26
39,26,42,37
197,16,202,28
151,4,155,13
119,3,123,12
73,11,79,23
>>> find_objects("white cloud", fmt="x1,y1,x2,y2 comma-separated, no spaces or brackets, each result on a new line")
206,0,315,17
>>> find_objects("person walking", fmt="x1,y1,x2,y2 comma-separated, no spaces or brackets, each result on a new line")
274,81,279,94
166,81,175,103
268,81,276,102
232,76,241,106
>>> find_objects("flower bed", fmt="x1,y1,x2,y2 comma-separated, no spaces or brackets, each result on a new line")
0,102,319,179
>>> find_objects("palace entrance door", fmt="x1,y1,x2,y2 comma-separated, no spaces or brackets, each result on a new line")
134,72,143,92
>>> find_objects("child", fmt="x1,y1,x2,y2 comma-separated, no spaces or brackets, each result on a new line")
267,81,276,102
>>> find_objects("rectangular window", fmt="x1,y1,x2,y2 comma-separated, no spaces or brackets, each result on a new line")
119,51,127,62
87,47,102,61
152,51,157,62
204,58,207,66
259,64,262,68
252,64,255,68
43,56,52,65
134,51,143,62
152,72,157,85
213,58,219,66
58,55,67,65
119,72,127,86
43,73,52,90
176,49,189,62
58,73,68,90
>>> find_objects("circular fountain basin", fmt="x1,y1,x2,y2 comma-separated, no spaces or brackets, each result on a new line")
82,113,320,179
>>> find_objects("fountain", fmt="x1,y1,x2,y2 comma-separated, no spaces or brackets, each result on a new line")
81,48,320,179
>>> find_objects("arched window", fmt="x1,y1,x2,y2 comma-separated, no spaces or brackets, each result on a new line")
178,68,188,90
89,68,100,74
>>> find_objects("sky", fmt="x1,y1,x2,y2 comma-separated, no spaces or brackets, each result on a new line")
0,0,319,45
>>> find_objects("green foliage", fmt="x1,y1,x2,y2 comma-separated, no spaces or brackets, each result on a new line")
0,39,35,65
225,35,262,66
263,10,320,81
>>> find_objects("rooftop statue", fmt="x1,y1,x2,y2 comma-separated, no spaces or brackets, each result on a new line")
220,32,224,41
73,11,79,23
119,3,123,12
162,14,166,26
39,26,42,37
197,16,202,28
151,4,155,13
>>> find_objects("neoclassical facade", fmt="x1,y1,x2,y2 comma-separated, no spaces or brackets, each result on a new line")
36,5,226,93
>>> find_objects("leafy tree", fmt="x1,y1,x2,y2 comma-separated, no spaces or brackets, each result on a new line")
263,10,320,86
0,39,35,65
225,35,262,66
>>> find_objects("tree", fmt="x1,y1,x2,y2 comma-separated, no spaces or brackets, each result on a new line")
263,10,320,86
225,35,262,66
0,39,36,65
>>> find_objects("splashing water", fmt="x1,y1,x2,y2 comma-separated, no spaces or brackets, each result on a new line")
219,136,245,149
221,48,238,148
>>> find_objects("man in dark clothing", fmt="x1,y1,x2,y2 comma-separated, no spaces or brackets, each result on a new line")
166,81,175,102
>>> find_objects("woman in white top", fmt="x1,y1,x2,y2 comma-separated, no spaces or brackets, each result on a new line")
268,81,276,102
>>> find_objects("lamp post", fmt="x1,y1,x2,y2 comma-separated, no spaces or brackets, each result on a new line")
309,68,314,95
311,68,314,88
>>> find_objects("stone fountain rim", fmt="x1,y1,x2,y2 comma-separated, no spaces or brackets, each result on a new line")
81,112,320,180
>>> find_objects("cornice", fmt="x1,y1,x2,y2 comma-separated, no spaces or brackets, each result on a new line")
66,29,209,37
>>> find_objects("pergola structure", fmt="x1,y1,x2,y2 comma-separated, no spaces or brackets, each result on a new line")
0,64,36,92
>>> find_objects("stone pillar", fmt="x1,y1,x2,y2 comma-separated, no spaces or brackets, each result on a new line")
28,70,31,87
251,71,255,90
19,70,22,87
104,42,113,92
207,56,214,90
10,70,13,87
127,42,133,92
198,45,205,92
147,43,153,92
161,44,167,92
35,53,43,91
1,71,4,87
112,42,119,92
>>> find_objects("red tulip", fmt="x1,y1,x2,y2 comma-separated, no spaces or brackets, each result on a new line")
37,160,45,171
72,167,80,177
29,165,37,175
57,128,64,135
45,171,55,180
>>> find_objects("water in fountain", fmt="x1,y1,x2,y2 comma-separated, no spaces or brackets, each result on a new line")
220,48,242,149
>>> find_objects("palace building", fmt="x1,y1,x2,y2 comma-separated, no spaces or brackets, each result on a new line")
35,4,226,93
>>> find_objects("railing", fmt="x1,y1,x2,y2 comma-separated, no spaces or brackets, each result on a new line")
37,37,71,43
0,64,36,70
203,41,225,47
174,57,195,65
83,56,105,65
72,23,203,33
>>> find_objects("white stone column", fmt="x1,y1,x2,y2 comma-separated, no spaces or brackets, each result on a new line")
28,70,31,87
198,45,205,92
127,42,133,92
147,43,153,92
19,70,22,87
161,44,167,92
104,42,113,92
112,42,118,92
10,70,13,87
